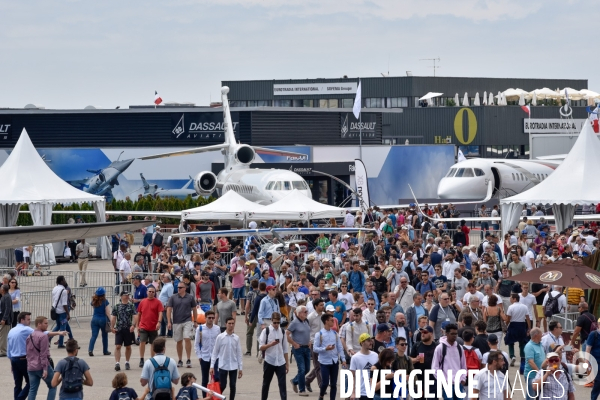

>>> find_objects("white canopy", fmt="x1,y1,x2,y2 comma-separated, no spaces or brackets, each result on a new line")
559,87,584,100
181,190,263,221
419,92,443,101
473,92,480,106
498,88,528,101
500,120,600,233
462,93,469,106
247,189,345,221
580,89,600,99
0,129,107,265
528,88,559,100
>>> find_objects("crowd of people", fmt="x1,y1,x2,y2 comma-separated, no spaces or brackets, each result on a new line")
5,205,600,400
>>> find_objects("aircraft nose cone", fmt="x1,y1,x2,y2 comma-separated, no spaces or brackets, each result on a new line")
116,158,135,172
437,179,453,199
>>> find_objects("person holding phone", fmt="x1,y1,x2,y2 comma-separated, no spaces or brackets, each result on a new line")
258,312,289,400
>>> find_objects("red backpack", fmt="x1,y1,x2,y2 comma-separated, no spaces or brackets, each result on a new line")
463,346,480,371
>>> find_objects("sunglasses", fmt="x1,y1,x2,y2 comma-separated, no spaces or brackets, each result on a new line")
272,321,281,324
398,343,407,347
206,316,215,319
548,358,560,363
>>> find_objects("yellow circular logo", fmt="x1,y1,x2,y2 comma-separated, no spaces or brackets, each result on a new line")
585,272,600,286
454,108,477,145
540,271,562,282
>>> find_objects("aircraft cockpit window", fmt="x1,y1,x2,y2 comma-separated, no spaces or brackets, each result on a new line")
445,168,457,178
292,181,309,190
462,168,474,177
266,182,274,190
474,168,485,177
99,173,106,182
273,181,282,190
283,181,292,190
512,173,515,181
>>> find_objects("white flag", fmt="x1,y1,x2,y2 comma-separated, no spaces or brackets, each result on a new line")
353,81,362,119
457,149,467,162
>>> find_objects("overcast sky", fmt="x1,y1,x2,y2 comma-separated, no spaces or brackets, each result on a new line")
1,1,597,109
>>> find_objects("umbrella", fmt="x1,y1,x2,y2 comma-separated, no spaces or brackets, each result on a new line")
518,92,525,106
474,92,480,106
502,88,528,101
462,92,469,106
531,92,537,106
581,89,600,99
488,92,494,105
559,87,584,101
454,93,460,106
530,87,560,100
419,92,443,101
482,91,488,106
513,258,600,290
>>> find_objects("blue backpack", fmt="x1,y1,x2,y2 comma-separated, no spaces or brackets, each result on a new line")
150,357,172,400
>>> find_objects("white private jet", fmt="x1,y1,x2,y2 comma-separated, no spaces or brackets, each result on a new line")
139,87,313,205
437,157,563,200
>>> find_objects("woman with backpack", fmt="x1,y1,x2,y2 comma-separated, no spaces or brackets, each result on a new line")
88,287,111,357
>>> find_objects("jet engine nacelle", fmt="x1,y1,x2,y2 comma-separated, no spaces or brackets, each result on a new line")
193,171,218,195
234,144,255,165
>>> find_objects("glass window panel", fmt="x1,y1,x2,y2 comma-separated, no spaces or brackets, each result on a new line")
257,100,270,106
303,100,314,107
328,99,339,108
342,99,353,108
462,168,474,177
474,168,485,177
293,99,304,107
274,100,291,107
455,168,466,177
446,168,457,177
273,181,282,190
319,99,328,108
283,181,292,190
247,100,257,107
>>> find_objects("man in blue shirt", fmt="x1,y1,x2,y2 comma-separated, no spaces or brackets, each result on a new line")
158,274,174,337
257,285,280,330
362,282,380,309
348,262,365,293
325,291,346,325
524,328,545,400
8,312,66,400
314,314,346,400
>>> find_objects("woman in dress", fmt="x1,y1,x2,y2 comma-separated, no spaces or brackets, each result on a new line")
483,293,504,345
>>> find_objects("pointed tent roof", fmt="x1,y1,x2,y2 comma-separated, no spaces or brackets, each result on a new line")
181,190,264,220
0,129,105,205
501,120,600,205
248,189,346,220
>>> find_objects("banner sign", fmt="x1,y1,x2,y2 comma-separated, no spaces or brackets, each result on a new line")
341,113,377,139
524,118,587,133
0,118,11,141
274,82,357,96
171,112,239,140
354,159,370,215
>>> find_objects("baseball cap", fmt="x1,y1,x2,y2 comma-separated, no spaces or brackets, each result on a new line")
133,275,143,281
120,291,130,296
257,256,265,260
174,267,181,273
322,258,331,263
266,285,276,291
249,260,258,265
194,261,201,266
487,334,498,344
325,273,333,280
340,253,347,258
308,255,315,260
95,287,106,296
315,246,322,251
568,224,573,229
325,305,335,312
359,333,372,344
546,352,560,360
540,232,547,238
284,259,294,266
377,323,392,332
419,326,434,333
441,321,451,330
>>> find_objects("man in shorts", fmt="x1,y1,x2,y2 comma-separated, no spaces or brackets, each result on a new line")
167,281,198,369
137,285,164,368
111,291,138,371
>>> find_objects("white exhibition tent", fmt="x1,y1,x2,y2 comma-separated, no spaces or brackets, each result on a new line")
0,129,108,266
500,120,600,234
181,190,263,221
247,189,346,221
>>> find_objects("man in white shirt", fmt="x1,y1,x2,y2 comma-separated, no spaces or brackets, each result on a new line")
305,299,325,391
542,285,567,315
505,293,531,367
540,320,567,363
349,333,379,400
462,284,484,306
51,276,70,348
119,253,132,294
473,351,509,400
482,285,503,308
344,211,355,228
362,299,378,326
393,278,417,313
343,308,370,357
210,317,243,400
441,250,460,278
194,310,221,388
258,313,289,400
113,243,126,294
523,246,536,271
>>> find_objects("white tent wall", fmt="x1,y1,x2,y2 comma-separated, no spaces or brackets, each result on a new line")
500,203,523,237
552,204,576,234
0,204,21,267
94,201,111,259
29,202,57,265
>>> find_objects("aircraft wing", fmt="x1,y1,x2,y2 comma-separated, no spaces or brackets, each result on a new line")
174,227,377,238
252,147,308,158
19,210,182,218
138,144,229,160
0,221,151,250
67,179,89,190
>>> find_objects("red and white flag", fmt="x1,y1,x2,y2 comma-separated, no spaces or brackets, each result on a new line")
154,91,163,105
521,105,530,115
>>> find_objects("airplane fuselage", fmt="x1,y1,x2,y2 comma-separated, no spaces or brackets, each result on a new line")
437,158,559,200
217,168,313,205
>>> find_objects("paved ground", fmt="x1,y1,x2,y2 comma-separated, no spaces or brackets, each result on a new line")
1,259,593,399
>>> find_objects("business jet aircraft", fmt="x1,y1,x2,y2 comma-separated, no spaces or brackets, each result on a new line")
437,157,562,200
139,87,313,205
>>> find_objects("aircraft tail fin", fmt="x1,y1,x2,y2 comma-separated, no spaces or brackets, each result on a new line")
221,86,237,146
140,173,150,190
